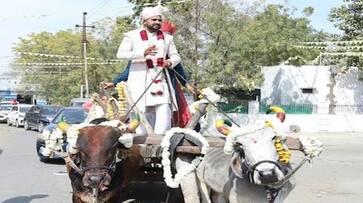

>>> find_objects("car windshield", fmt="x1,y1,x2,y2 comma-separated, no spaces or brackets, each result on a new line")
52,108,87,124
41,106,61,115
0,106,12,111
19,106,31,113
72,102,85,108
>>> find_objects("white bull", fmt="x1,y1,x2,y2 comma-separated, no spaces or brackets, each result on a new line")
196,127,295,203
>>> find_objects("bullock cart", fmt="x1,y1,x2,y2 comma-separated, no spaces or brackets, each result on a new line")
62,84,306,203
134,133,302,156
117,97,303,203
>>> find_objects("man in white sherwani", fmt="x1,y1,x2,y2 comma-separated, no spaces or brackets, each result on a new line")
116,6,180,135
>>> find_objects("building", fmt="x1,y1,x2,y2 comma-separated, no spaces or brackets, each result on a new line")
0,71,37,104
260,65,363,114
214,64,363,132
0,71,21,102
0,89,17,101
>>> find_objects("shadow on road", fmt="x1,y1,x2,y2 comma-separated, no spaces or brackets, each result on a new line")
42,159,65,165
121,182,184,203
2,194,48,203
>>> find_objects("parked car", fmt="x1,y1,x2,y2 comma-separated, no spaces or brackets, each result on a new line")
36,107,87,162
69,98,89,107
0,105,13,123
24,105,62,132
0,101,13,105
0,99,18,105
7,104,33,127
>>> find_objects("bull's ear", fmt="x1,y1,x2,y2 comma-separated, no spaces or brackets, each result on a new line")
118,133,134,149
230,153,243,179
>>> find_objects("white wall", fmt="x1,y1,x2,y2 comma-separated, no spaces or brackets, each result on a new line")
261,65,363,114
204,65,363,134
210,113,363,133
334,67,363,108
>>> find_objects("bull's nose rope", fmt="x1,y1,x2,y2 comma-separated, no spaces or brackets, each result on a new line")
267,157,309,189
169,68,240,127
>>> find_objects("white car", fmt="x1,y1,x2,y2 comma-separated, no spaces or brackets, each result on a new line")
0,105,13,122
7,104,33,127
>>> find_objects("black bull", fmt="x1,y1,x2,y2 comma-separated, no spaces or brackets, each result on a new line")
66,126,144,203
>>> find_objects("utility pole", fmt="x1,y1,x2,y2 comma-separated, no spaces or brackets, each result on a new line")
193,0,200,83
75,12,95,98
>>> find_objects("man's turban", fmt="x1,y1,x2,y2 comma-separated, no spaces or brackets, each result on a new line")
141,6,163,21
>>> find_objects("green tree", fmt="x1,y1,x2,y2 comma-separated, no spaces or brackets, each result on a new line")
200,3,320,99
127,0,322,100
329,0,363,40
11,17,133,105
12,31,84,105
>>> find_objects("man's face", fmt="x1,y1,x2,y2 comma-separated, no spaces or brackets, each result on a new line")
144,16,162,32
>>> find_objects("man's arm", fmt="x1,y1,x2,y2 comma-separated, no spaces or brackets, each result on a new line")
173,63,187,86
116,33,145,60
166,37,181,68
112,62,131,84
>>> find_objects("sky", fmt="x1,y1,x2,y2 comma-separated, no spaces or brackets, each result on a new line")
0,0,344,76
266,0,343,33
0,0,133,72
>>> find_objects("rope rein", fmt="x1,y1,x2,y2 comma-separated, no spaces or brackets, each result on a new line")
169,68,240,127
125,69,164,117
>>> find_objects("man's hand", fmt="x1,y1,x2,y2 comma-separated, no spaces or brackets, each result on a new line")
144,45,157,56
164,60,172,68
101,82,115,89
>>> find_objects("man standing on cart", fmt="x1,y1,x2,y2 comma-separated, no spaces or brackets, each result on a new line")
115,6,181,135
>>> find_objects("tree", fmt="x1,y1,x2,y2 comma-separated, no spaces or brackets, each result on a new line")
329,0,363,40
199,3,321,99
126,0,322,101
12,0,323,104
11,17,134,105
326,0,363,113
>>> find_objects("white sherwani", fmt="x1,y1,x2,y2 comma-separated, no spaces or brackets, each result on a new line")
116,28,180,112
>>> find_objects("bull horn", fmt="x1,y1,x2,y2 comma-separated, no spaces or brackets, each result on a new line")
215,119,232,136
68,146,79,154
127,113,140,133
266,106,286,123
266,106,285,114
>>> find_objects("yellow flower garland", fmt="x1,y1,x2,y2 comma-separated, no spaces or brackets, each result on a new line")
274,136,291,164
105,98,115,120
115,82,127,117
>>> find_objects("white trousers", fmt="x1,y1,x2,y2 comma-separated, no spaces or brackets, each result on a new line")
136,103,171,135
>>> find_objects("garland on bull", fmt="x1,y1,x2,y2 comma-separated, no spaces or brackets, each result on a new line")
161,127,209,188
115,82,128,117
105,98,116,120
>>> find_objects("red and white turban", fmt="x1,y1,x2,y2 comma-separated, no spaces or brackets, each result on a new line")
141,6,163,21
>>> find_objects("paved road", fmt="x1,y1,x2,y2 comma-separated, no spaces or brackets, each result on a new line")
0,124,363,203
0,124,72,203
286,132,363,203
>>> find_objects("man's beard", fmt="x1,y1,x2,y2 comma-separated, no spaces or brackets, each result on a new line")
147,24,161,32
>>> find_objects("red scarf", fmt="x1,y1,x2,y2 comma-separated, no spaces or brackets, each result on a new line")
140,30,165,69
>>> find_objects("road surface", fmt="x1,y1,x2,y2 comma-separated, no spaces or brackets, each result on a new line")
0,124,362,203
